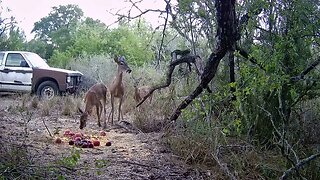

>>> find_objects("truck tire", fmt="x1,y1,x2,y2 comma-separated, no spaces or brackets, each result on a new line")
36,81,59,100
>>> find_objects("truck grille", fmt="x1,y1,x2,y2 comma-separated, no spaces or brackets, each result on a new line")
68,76,81,86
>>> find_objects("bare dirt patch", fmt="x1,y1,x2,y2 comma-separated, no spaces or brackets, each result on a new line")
0,94,213,179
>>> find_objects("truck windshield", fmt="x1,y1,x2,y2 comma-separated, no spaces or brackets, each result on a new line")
23,52,49,68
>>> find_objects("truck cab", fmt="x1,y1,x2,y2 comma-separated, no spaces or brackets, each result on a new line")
0,51,83,99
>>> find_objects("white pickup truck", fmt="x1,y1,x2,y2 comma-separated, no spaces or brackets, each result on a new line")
0,51,83,99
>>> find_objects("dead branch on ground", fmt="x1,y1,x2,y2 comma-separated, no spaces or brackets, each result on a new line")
42,117,53,137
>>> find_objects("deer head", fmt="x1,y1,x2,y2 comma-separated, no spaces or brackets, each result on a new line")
114,56,132,74
78,107,89,129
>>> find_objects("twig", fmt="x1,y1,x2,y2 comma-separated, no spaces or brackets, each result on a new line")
42,117,52,137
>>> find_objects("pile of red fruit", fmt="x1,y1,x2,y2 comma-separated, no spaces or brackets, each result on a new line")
54,129,111,148
68,138,96,148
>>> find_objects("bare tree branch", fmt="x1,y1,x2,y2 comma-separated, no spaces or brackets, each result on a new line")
136,50,202,108
128,0,144,13
106,0,166,28
169,50,225,121
156,0,171,68
280,153,320,180
116,9,166,20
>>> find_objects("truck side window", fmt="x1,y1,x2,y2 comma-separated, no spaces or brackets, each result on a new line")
6,53,29,67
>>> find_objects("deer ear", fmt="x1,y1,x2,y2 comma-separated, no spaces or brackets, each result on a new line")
78,107,84,114
114,55,119,63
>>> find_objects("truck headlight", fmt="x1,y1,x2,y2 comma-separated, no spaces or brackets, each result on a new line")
67,76,71,83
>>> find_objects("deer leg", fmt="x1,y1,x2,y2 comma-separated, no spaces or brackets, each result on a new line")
118,97,123,122
96,102,102,127
110,95,115,125
103,96,107,129
121,109,124,121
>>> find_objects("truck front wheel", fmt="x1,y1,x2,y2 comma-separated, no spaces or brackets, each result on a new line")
36,81,59,100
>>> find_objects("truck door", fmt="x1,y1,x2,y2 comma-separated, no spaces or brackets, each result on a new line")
0,52,4,90
0,53,32,92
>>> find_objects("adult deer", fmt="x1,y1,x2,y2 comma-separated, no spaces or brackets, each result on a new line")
78,83,108,129
108,56,132,124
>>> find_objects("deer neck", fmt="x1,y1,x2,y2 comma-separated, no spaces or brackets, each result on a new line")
114,68,124,87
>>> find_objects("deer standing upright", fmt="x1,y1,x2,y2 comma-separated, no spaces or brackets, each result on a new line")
78,83,108,129
108,56,132,124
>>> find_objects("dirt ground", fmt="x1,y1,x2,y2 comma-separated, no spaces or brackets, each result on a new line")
0,93,213,180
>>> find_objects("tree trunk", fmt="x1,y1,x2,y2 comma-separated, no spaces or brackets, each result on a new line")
170,0,237,121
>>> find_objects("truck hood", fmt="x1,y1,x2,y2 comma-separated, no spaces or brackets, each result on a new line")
35,67,83,76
